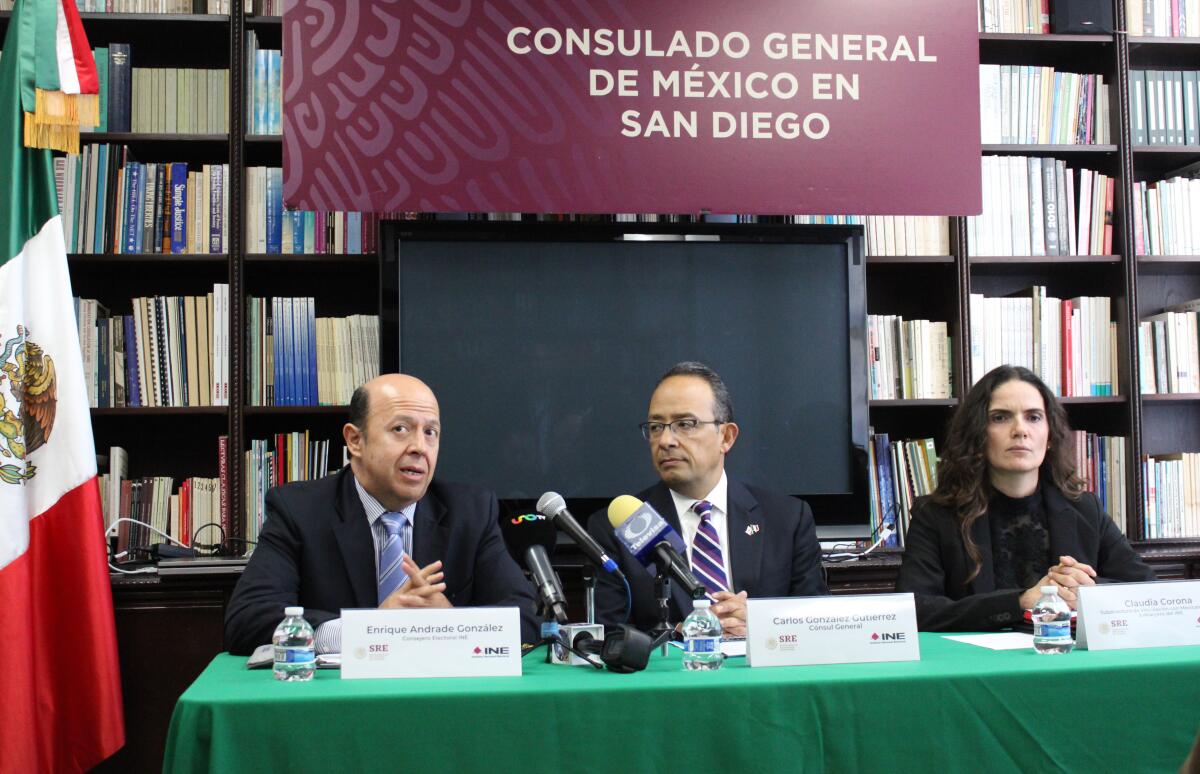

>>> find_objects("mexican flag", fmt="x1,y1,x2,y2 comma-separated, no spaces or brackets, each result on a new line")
0,0,124,770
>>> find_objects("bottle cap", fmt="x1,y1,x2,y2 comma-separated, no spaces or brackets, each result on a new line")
693,599,711,608
284,606,304,616
1040,586,1057,595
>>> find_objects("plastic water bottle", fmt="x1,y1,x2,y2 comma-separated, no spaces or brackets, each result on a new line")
273,606,316,681
1031,586,1074,655
682,599,724,671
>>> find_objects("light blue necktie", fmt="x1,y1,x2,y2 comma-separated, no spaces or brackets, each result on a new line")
377,511,410,605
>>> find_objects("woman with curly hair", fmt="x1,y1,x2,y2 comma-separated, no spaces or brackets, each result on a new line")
896,365,1154,631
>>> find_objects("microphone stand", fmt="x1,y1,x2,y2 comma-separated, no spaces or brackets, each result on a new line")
652,569,672,656
582,562,597,624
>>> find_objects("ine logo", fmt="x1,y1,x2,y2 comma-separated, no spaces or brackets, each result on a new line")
870,632,906,643
471,645,511,658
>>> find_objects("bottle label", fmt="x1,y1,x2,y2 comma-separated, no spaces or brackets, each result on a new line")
1033,620,1071,639
685,636,719,655
275,646,316,665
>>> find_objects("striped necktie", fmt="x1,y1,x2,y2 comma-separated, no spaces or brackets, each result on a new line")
377,511,410,605
690,500,730,595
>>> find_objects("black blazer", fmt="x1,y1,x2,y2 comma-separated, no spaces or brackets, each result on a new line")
896,486,1156,632
224,467,538,654
587,478,828,631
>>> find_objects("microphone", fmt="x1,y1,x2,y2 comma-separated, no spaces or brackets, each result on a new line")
607,495,707,601
536,491,625,582
499,512,569,625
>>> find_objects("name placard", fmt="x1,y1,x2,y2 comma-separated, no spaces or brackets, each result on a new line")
1076,580,1200,651
341,607,521,679
746,593,919,667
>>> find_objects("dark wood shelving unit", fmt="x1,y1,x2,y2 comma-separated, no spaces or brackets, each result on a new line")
1142,393,1200,402
243,252,376,262
242,405,350,414
91,406,228,416
869,399,959,408
968,254,1123,264
69,253,229,263
866,254,955,265
981,143,1119,153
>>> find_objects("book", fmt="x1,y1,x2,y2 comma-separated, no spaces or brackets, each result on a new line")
108,43,132,133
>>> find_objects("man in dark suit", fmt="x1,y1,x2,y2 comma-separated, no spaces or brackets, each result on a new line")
588,362,827,636
224,374,537,655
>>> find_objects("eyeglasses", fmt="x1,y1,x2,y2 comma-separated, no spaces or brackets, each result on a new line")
638,418,723,440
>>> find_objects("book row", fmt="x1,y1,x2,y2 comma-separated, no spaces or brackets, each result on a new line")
129,65,228,135
54,145,229,254
74,286,231,408
103,475,225,560
244,434,345,550
1142,452,1200,539
100,441,230,562
1138,301,1200,395
1076,433,1129,536
867,315,953,400
967,156,1113,257
979,66,1110,146
244,0,280,14
65,0,228,12
787,215,950,257
405,211,949,258
969,290,1118,397
1127,0,1200,37
245,296,380,407
867,433,938,549
245,167,376,254
981,0,1200,39
244,32,281,135
1133,176,1200,256
977,0,1048,34
1130,70,1200,147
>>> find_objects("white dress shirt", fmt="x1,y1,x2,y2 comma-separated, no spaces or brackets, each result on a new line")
313,478,417,653
668,471,735,590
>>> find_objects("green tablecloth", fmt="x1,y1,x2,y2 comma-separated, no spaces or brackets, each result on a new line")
164,634,1200,773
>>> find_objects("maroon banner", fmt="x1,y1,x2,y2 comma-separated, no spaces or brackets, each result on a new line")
282,0,981,215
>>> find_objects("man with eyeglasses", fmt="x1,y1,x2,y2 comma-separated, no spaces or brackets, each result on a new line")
588,362,827,637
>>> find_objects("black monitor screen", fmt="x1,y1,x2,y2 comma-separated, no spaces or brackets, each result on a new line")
391,223,868,525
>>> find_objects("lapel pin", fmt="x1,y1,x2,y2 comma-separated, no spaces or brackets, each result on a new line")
746,524,760,536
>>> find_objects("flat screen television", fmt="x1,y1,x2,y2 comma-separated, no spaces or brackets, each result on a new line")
381,221,869,532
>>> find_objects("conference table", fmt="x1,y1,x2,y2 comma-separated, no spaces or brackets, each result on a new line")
163,633,1200,773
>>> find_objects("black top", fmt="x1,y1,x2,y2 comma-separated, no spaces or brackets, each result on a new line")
989,487,1050,592
896,485,1156,631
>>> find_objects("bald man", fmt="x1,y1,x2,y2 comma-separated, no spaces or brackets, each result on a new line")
224,374,538,654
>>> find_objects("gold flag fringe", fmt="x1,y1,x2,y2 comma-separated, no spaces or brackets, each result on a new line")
24,115,79,154
24,90,99,154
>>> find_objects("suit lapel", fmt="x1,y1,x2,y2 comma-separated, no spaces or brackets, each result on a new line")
411,485,449,570
726,479,763,593
332,469,378,608
645,483,696,617
969,510,996,593
1043,486,1085,560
